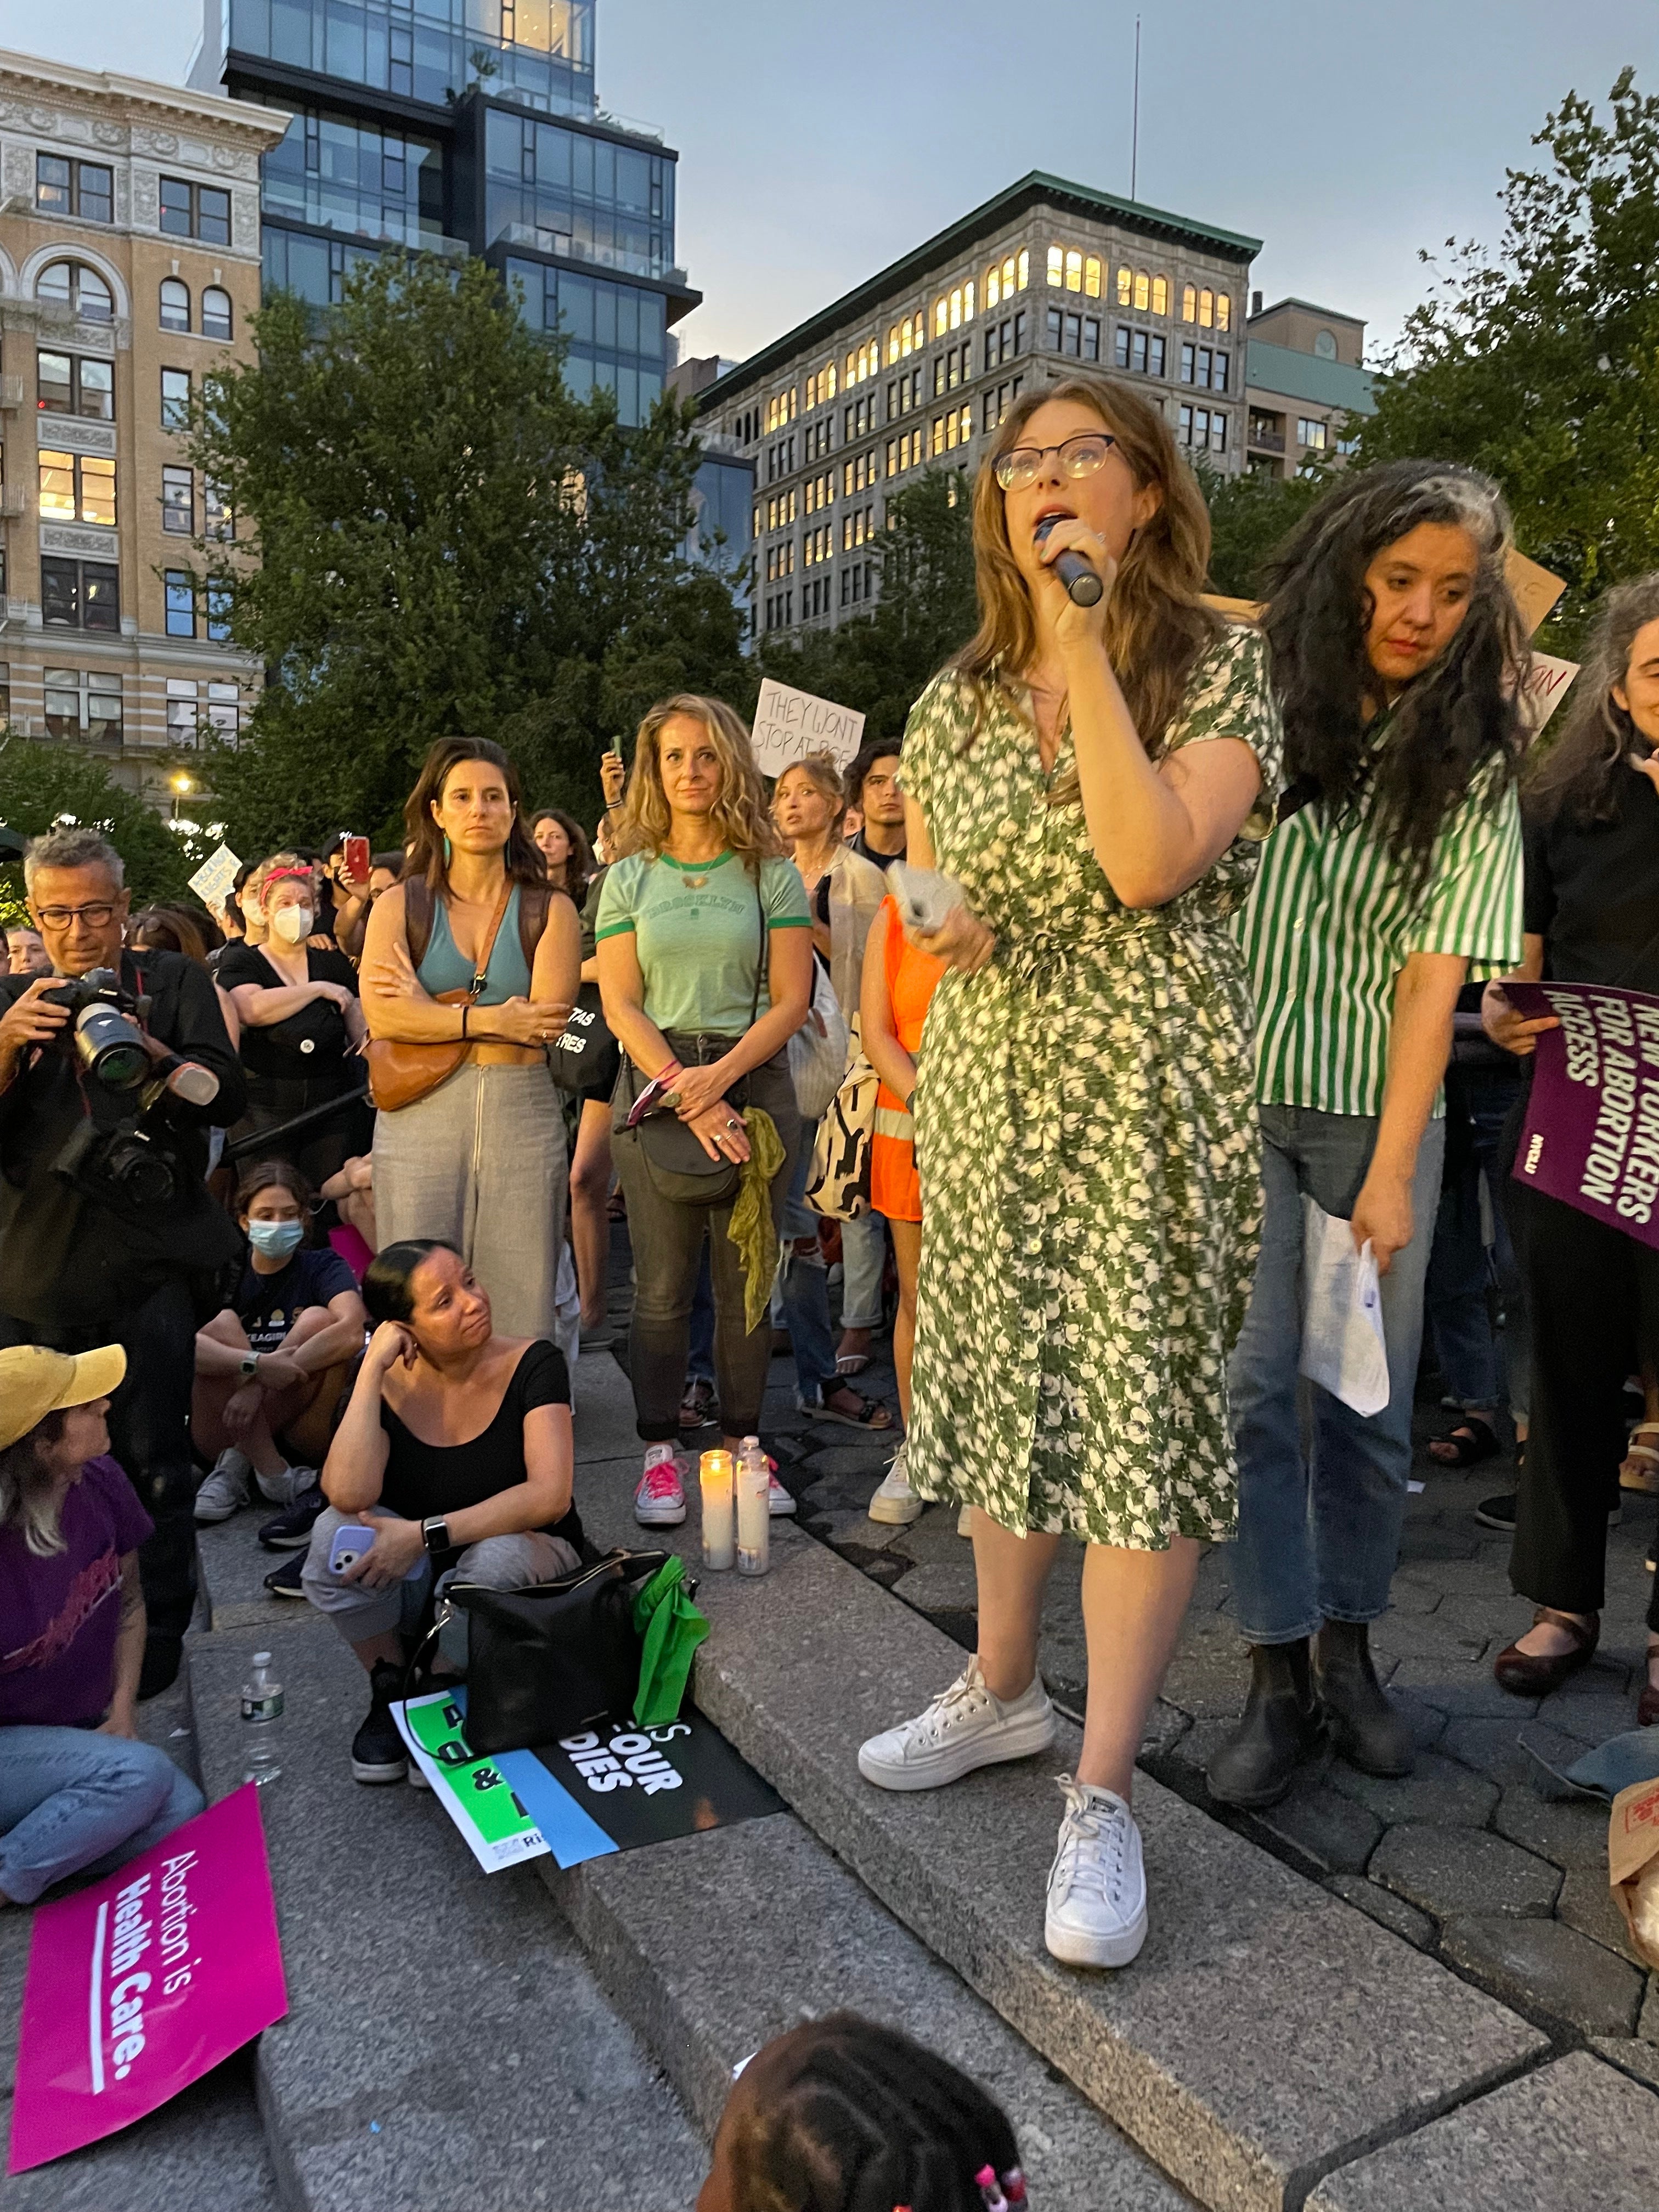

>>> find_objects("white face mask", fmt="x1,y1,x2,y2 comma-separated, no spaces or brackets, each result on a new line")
271,905,313,944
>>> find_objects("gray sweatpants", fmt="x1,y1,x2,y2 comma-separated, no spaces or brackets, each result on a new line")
302,1505,579,1665
373,1061,567,1340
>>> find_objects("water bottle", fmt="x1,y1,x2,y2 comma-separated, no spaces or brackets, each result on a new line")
240,1651,284,1786
736,1436,770,1577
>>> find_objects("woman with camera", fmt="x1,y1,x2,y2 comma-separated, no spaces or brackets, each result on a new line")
1,1344,204,1904
301,1239,582,1784
597,695,814,1525
855,379,1280,1970
361,739,579,1342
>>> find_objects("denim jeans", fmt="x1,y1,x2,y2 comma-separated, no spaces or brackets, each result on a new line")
1424,1061,1528,1422
686,1244,716,1389
1227,1105,1447,1644
776,1118,839,1403
0,1728,204,1906
838,1207,888,1333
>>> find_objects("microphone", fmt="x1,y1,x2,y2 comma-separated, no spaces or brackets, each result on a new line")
1034,515,1104,607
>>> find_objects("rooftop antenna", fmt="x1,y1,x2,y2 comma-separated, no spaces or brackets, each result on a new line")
1130,14,1142,199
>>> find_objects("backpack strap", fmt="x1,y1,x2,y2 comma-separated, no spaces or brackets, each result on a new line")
402,874,436,971
516,880,552,975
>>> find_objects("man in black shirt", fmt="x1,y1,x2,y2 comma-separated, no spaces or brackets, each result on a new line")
846,740,906,872
0,828,246,1694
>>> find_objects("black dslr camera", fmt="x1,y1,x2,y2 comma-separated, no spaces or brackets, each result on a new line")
45,967,153,1091
46,967,219,1210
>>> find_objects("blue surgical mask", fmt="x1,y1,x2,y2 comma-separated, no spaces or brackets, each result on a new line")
247,1218,305,1261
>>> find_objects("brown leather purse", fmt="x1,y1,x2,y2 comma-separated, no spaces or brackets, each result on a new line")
366,876,544,1113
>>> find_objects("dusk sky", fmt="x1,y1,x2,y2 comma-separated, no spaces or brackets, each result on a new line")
0,0,1650,365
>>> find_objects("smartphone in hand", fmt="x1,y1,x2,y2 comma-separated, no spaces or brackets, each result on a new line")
342,835,371,889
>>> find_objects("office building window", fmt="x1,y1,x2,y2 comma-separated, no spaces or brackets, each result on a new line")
843,394,876,441
930,282,975,337
1198,288,1215,328
205,681,239,737
39,450,115,528
1116,267,1132,307
1336,426,1362,455
886,427,926,478
842,448,880,496
204,481,234,543
40,557,119,633
803,524,833,567
931,342,970,397
840,504,875,552
981,377,1022,433
803,470,834,515
505,258,667,425
985,251,1029,306
887,368,922,420
1215,292,1231,331
202,287,234,341
206,582,233,642
803,417,833,462
36,260,112,323
165,572,196,637
166,679,201,744
263,100,445,253
262,226,379,308
43,668,121,742
1181,284,1197,323
1177,406,1228,453
1178,345,1228,392
483,108,674,280
162,466,194,535
766,387,798,431
1112,327,1165,377
37,155,113,224
928,404,972,458
160,368,191,429
765,489,798,531
160,176,232,246
886,313,923,363
1047,309,1101,361
37,352,114,421
1298,419,1328,450
804,362,837,409
844,338,880,386
984,312,1026,371
160,279,191,334
840,561,874,608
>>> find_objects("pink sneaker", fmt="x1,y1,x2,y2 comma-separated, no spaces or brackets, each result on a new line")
635,1445,687,1526
768,1472,797,1518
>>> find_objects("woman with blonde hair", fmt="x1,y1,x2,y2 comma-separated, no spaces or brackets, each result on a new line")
597,695,814,1524
856,376,1282,1968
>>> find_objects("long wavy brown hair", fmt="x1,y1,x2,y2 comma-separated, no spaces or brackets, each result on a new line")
617,695,783,876
1525,573,1659,827
402,737,544,895
952,374,1219,798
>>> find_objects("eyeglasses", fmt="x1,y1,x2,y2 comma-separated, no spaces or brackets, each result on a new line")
992,432,1118,492
36,903,118,928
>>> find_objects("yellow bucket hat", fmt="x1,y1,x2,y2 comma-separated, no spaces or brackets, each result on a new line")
0,1343,126,1453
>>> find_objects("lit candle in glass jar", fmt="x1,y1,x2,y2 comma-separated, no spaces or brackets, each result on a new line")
699,1449,736,1570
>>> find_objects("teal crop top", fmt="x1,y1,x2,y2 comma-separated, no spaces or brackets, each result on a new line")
416,885,533,1005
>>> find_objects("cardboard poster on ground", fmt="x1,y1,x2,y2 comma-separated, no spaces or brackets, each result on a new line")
394,1689,782,1874
1507,982,1659,1251
8,1786,287,2175
749,679,865,778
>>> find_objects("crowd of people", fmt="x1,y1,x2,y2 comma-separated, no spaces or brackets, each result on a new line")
2,371,1656,2001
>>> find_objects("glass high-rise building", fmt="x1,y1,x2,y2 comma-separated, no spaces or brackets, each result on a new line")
188,1,698,427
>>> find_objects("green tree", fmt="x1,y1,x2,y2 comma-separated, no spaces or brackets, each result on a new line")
758,469,978,736
1198,459,1333,601
1355,66,1659,653
183,251,746,850
0,741,205,928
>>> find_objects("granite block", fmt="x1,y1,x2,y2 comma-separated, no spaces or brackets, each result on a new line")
1492,1785,1619,1871
1158,1612,1251,1721
1306,2053,1659,2212
1252,1779,1381,1877
1556,1864,1647,1965
893,1561,983,1615
1438,1717,1587,1794
0,2052,279,2212
187,1626,704,2212
1322,1877,1435,1953
1642,1976,1659,2042
195,1516,333,1635
1325,1751,1499,1829
1440,1913,1645,2036
1365,1611,1492,1665
540,1813,1187,2212
1369,1825,1560,1921
1386,1658,1538,1718
1592,2035,1659,2091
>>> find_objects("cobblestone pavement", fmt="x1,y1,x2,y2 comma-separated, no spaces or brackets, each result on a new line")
732,1302,1659,2056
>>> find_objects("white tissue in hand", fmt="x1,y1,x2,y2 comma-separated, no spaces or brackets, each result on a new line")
889,861,968,936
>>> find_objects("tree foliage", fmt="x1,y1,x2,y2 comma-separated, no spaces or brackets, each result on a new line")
184,251,747,850
0,741,206,927
1355,66,1659,654
1198,459,1333,602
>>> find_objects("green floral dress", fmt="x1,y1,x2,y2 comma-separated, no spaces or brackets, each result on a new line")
901,624,1282,1548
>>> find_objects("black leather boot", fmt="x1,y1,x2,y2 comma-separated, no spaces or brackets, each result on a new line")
1314,1618,1413,1777
1205,1639,1322,1808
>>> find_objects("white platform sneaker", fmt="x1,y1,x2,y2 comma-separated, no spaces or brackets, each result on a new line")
857,1655,1056,1791
868,1444,922,1525
1044,1775,1148,1968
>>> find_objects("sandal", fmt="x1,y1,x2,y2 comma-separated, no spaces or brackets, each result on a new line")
1620,1421,1659,1494
799,1389,894,1432
835,1352,872,1377
1427,1414,1499,1469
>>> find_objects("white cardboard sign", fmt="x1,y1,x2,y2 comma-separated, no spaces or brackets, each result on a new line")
1525,652,1579,735
750,679,865,778
187,842,242,911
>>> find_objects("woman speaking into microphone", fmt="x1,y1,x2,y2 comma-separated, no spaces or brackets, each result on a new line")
856,377,1282,1968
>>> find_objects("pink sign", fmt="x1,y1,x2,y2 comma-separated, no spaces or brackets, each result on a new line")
1508,981,1659,1251
8,1785,288,2175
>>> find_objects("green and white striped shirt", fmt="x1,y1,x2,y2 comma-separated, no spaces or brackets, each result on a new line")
1237,759,1523,1118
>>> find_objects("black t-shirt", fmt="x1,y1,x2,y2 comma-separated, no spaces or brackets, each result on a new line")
849,829,904,873
235,1245,359,1354
379,1338,574,1527
217,944,359,1084
1523,769,1659,994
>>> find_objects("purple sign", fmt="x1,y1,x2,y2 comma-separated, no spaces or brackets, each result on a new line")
1508,980,1659,1248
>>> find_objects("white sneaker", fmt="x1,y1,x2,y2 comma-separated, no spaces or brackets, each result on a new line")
869,1446,922,1525
957,1504,975,1538
255,1461,316,1508
634,1444,687,1526
768,1474,797,1517
194,1448,253,1523
1044,1775,1148,1968
858,1655,1055,1791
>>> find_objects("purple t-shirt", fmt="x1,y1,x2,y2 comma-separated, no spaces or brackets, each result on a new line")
0,1456,151,1728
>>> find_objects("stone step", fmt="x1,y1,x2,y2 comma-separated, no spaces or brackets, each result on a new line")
186,1621,706,2212
567,1352,1548,2212
196,1514,331,1635
537,1807,1189,2212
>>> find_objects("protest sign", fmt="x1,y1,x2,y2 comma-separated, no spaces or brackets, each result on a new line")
1523,651,1579,734
186,843,241,913
8,1786,286,2175
1508,981,1659,1250
1506,549,1566,638
749,679,865,778
395,1690,782,1873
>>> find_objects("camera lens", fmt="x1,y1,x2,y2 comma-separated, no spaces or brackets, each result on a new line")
74,1004,149,1089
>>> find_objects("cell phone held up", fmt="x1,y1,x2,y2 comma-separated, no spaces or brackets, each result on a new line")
342,836,371,889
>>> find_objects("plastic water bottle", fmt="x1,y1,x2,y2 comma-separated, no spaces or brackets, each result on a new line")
241,1651,285,1786
736,1436,770,1577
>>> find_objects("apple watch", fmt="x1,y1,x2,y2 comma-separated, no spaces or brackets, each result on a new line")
421,1515,451,1558
239,1352,259,1380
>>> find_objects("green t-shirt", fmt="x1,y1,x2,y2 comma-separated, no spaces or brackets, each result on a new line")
594,850,811,1034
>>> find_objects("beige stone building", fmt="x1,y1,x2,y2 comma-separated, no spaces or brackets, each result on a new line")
1243,295,1374,479
0,50,285,810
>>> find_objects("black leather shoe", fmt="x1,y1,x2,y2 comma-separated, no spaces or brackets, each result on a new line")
1205,1639,1323,1807
351,1658,409,1785
1315,1619,1413,1777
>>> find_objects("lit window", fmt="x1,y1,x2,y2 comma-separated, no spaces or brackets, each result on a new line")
1151,276,1168,317
1134,270,1150,312
202,286,233,341
986,262,1000,309
1181,284,1197,323
933,296,948,338
1199,289,1214,328
1216,292,1231,332
37,259,113,322
1046,245,1063,287
1065,250,1082,293
1017,249,1029,288
1084,256,1101,298
1116,267,1132,308
160,278,190,333
886,324,899,365
964,279,974,320
40,449,115,528
1298,419,1328,450
948,289,961,330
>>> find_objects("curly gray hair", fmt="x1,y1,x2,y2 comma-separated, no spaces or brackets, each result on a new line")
22,826,125,891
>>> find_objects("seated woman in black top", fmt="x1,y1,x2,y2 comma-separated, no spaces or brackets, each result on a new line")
218,861,370,1189
301,1238,583,1783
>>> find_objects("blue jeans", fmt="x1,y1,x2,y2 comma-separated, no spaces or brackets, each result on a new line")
777,1119,838,1403
1227,1106,1447,1644
686,1243,715,1389
1424,1061,1528,1421
838,1207,888,1333
0,1727,204,1906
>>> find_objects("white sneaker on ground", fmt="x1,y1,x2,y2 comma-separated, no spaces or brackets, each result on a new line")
957,1504,975,1538
1044,1775,1148,1968
255,1461,317,1508
634,1444,687,1526
869,1446,922,1525
194,1447,253,1523
857,1655,1055,1791
768,1474,797,1517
